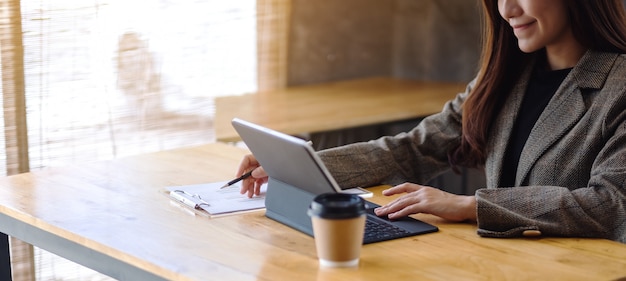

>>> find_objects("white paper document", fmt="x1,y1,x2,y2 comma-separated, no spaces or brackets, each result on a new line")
166,181,267,216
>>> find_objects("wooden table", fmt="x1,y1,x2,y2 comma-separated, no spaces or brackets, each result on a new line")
0,143,625,280
214,77,465,142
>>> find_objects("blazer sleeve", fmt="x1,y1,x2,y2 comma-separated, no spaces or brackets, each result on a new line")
317,79,475,189
475,87,626,243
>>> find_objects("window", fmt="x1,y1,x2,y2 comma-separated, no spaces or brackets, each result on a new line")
1,0,273,279
22,0,257,170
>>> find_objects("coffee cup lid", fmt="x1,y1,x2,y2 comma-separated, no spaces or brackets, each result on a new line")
307,193,366,219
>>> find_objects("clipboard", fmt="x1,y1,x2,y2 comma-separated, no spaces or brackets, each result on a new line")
169,190,211,209
165,181,267,217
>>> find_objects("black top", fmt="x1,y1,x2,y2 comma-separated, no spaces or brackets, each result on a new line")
500,67,572,187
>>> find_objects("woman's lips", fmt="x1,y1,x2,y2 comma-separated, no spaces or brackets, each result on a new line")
512,21,536,31
511,20,536,36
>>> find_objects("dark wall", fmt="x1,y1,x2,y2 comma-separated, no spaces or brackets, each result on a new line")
391,0,480,82
287,0,482,85
287,0,395,85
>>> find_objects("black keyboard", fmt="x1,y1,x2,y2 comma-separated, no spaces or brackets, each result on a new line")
363,217,411,244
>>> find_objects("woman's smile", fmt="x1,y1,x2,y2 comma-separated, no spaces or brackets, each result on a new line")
511,20,536,36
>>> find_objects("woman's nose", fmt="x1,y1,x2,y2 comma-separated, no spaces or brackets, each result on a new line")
498,0,522,20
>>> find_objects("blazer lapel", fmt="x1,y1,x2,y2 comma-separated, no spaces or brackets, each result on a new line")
515,51,617,185
486,68,531,187
514,79,585,185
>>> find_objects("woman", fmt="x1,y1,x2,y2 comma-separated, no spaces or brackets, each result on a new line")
237,0,626,243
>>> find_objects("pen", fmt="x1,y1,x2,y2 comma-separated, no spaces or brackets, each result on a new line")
220,169,254,189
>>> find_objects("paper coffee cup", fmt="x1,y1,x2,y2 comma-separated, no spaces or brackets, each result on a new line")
308,193,366,268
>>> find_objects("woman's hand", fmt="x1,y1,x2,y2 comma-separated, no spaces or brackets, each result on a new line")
236,154,269,198
373,183,477,222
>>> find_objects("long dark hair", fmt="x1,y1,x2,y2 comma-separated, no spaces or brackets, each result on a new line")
450,0,626,168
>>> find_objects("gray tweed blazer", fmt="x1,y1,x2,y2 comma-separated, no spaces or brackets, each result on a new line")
318,50,626,243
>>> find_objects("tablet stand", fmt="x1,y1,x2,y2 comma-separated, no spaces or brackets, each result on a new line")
264,177,315,236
